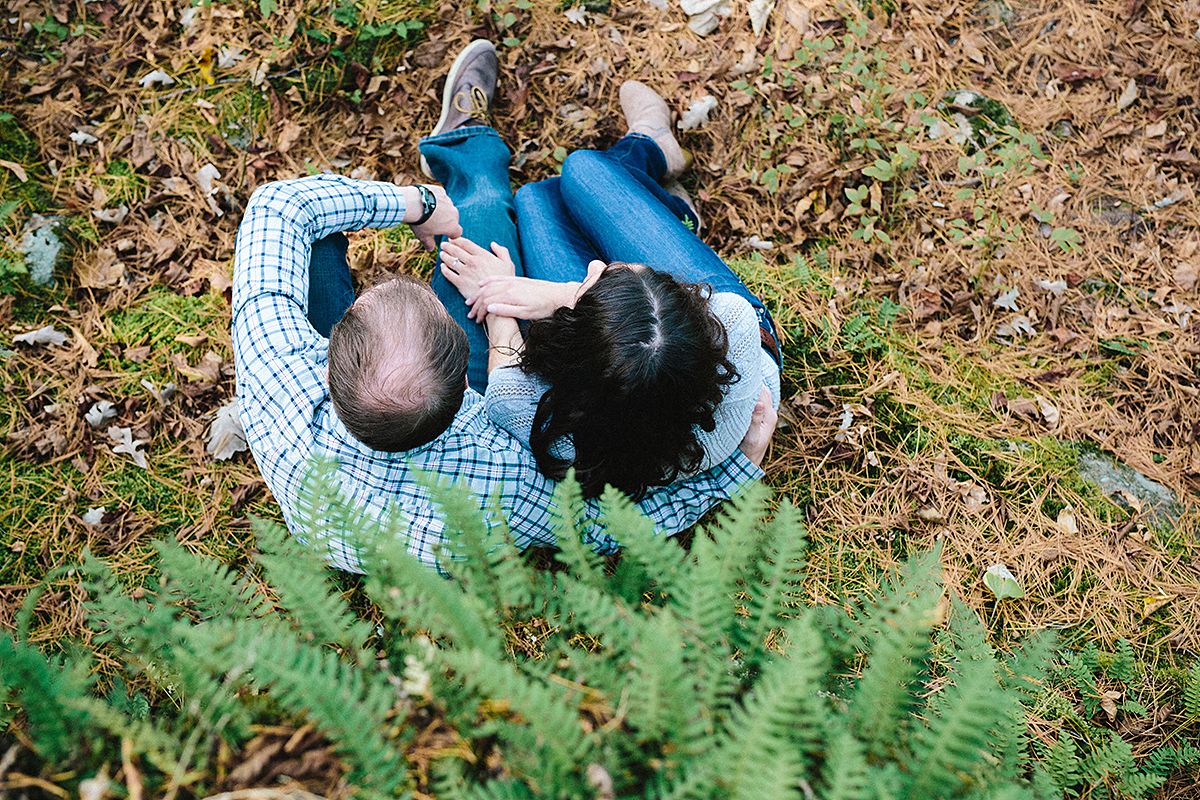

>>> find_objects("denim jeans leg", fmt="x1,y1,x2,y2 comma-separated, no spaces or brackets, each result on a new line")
307,232,356,338
514,177,602,283
598,134,697,227
559,143,781,362
418,125,523,393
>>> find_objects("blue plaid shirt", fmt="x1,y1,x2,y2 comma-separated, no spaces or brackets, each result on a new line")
232,175,762,572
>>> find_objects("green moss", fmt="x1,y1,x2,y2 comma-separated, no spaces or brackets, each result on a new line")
99,288,229,393
0,113,54,219
106,289,226,352
94,159,149,206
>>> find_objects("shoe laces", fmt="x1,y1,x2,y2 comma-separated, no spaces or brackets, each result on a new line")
453,85,490,120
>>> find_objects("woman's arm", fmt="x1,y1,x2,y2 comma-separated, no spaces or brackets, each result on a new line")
485,314,524,374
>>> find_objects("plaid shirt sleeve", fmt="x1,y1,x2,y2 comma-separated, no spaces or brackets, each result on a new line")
232,175,409,522
571,449,764,554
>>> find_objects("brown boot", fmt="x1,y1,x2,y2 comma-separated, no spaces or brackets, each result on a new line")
619,80,688,179
421,40,499,178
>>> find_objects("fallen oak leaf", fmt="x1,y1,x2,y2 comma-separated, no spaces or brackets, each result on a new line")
138,69,176,88
107,425,148,469
206,401,248,461
14,325,69,347
85,400,118,428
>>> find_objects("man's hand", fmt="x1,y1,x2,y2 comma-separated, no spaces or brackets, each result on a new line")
463,276,578,323
739,386,778,466
404,185,462,250
439,236,517,307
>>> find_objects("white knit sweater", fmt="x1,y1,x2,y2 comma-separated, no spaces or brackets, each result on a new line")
484,292,781,471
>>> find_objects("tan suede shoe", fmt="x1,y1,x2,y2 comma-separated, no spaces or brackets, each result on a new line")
619,80,688,179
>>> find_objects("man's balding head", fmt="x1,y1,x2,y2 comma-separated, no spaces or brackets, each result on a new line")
327,275,468,451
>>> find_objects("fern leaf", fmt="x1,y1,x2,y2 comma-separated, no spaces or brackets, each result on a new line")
1184,660,1200,720
906,652,1011,798
597,485,689,598
438,648,592,780
422,473,532,619
819,726,870,800
550,472,607,586
0,634,93,761
208,620,407,796
253,518,373,652
733,498,808,670
849,552,942,756
358,529,501,654
155,540,267,620
712,613,829,799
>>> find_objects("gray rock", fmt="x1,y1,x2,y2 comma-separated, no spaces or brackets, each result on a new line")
1077,451,1184,525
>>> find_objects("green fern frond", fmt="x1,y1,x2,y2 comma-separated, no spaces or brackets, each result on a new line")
1143,744,1200,777
1184,660,1200,720
0,634,93,761
670,485,771,723
438,648,592,779
1107,639,1138,685
820,726,870,800
79,552,254,743
205,620,407,796
550,472,607,587
713,613,830,798
626,612,694,743
155,539,268,620
253,518,373,652
849,560,941,756
906,652,1011,798
354,517,501,655
597,485,689,598
1117,769,1166,800
422,474,532,619
733,498,808,670
1080,733,1135,785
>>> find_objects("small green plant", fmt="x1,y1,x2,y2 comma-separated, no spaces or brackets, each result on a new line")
1,466,1139,798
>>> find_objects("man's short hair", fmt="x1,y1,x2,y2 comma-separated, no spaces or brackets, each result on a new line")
327,275,469,451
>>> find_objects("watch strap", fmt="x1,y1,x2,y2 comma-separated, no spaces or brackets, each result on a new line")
413,185,437,225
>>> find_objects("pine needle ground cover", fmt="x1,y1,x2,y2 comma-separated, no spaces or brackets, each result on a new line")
1,0,1198,797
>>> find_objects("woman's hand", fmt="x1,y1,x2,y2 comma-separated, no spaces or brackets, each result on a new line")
738,386,778,466
439,236,516,301
465,276,579,322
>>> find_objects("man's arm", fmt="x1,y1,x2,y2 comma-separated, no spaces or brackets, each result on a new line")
231,175,455,520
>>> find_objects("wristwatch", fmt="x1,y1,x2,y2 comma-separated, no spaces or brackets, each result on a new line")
413,185,437,225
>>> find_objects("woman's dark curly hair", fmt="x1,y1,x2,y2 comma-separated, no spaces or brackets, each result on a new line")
520,263,738,500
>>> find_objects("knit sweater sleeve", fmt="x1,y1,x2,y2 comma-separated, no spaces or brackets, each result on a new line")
696,292,771,472
483,365,548,451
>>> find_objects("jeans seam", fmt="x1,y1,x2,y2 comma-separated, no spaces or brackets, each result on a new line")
420,125,502,146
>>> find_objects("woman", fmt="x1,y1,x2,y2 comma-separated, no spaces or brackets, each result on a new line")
441,81,782,500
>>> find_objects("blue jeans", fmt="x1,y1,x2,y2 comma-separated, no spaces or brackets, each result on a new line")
515,134,781,364
307,126,520,393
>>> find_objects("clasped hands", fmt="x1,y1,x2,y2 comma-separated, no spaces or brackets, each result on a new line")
439,235,591,324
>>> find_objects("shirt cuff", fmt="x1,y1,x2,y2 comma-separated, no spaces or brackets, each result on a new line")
359,180,409,228
721,448,765,488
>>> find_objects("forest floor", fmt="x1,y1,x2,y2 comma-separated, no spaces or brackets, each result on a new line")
2,0,1199,795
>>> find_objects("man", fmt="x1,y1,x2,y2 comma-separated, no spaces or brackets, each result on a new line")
232,40,775,572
